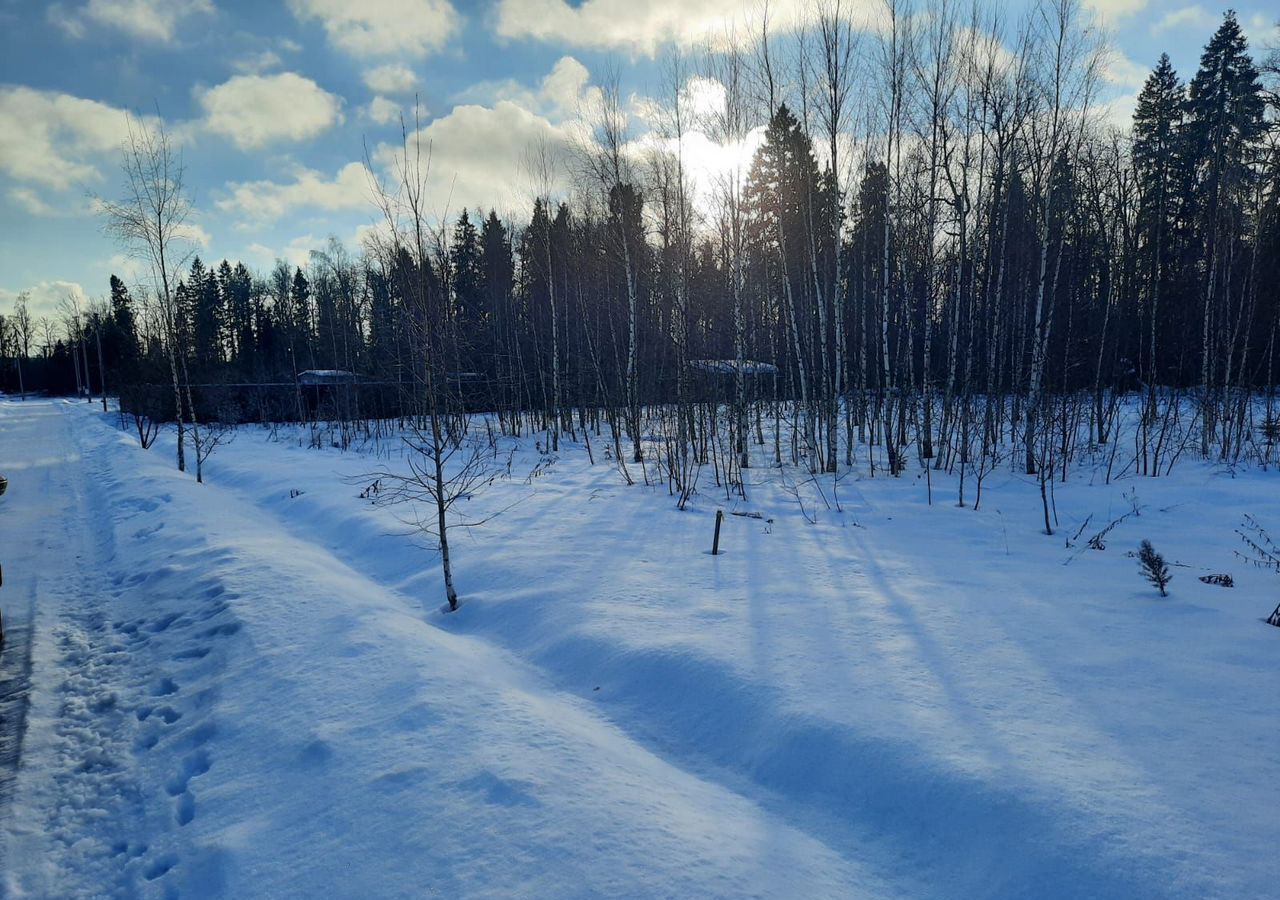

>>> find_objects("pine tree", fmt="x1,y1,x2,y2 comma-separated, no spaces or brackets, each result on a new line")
1138,539,1172,596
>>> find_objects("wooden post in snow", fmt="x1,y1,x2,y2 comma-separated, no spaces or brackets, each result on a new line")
712,509,724,555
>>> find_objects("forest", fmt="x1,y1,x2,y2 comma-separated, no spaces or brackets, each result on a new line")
4,2,1278,495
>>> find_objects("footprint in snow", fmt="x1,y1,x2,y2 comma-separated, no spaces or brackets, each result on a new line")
148,613,185,633
151,677,179,697
175,791,195,826
143,854,177,881
165,748,211,797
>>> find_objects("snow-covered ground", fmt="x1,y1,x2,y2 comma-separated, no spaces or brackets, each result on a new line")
1,397,1276,898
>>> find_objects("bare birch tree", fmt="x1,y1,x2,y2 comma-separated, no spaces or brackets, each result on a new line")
365,106,498,612
98,115,196,473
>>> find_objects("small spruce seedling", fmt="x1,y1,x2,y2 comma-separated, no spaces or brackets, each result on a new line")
1138,540,1172,597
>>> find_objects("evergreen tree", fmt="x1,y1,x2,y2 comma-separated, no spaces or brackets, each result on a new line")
290,266,313,368
450,209,483,331
479,210,514,386
847,162,891,391
178,257,206,357
1138,539,1172,596
744,104,834,449
367,264,399,381
194,263,222,370
1185,12,1265,216
1132,54,1186,385
1183,10,1266,418
219,260,254,366
105,274,139,379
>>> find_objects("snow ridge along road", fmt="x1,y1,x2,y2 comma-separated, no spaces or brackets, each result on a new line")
0,404,40,868
2,398,1277,898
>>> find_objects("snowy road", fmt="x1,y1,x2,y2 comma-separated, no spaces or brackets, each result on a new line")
0,400,103,834
0,401,902,897
0,402,49,867
1,398,1276,899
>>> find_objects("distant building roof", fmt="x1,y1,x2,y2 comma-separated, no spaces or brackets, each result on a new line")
298,369,356,385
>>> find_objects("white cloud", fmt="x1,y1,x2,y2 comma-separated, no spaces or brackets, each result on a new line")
452,78,539,113
373,100,577,218
1151,5,1218,35
287,0,461,59
951,25,1018,83
1244,13,1279,43
217,162,371,224
679,76,728,122
540,57,592,116
231,50,284,75
0,280,91,324
247,234,329,270
1100,90,1141,131
375,57,759,223
367,97,404,125
364,63,418,95
0,86,135,191
630,116,767,214
1083,0,1149,22
8,187,66,217
492,0,872,55
49,0,214,43
1103,51,1150,89
175,222,212,247
453,55,597,122
106,253,149,283
352,221,393,253
198,73,343,150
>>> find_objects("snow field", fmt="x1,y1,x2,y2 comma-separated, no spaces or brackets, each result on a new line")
1,398,1277,898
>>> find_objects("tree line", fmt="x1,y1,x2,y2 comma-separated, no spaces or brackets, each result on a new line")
5,2,1279,498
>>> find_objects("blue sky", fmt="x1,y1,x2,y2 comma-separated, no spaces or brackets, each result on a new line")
1,0,1276,323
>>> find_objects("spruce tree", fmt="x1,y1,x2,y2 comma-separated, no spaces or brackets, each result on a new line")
290,266,312,368
194,263,222,370
450,208,483,334
1184,11,1265,424
1132,54,1185,386
1185,12,1265,212
106,274,139,377
228,262,255,369
479,210,514,391
1138,539,1172,596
